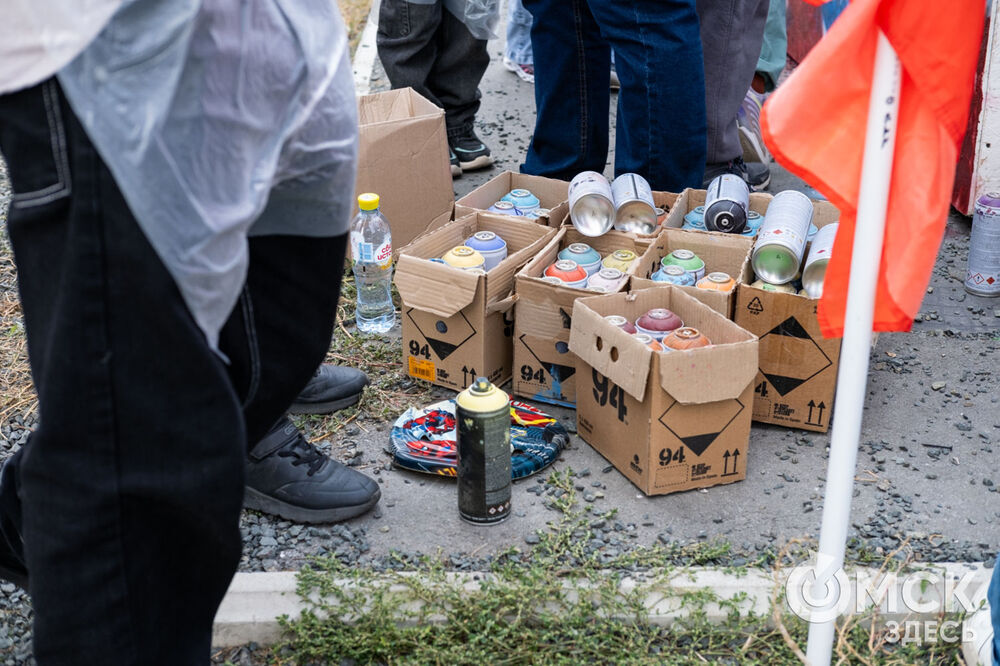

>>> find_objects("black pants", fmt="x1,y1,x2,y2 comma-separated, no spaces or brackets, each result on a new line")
0,80,345,664
376,0,490,138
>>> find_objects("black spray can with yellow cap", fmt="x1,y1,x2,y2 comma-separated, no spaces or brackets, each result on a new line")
456,377,512,524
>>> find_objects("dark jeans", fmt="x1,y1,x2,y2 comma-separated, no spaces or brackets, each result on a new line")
520,0,706,191
377,0,490,138
698,0,770,163
0,80,345,665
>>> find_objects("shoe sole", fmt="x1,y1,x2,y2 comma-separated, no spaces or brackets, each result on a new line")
739,125,771,165
243,486,381,524
502,58,534,83
288,390,362,415
458,155,494,172
749,172,770,193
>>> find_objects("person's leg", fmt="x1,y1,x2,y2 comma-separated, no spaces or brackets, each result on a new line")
504,0,535,66
521,0,610,180
590,0,706,191
427,7,492,169
990,560,1000,665
377,0,445,107
697,0,769,165
0,80,245,663
756,0,787,92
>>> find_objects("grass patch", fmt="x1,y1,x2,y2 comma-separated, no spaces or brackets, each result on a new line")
267,470,965,665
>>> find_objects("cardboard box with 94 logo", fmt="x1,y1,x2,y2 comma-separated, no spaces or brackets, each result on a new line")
569,287,758,496
395,213,556,391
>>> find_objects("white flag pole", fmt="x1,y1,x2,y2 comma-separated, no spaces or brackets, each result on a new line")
803,29,900,666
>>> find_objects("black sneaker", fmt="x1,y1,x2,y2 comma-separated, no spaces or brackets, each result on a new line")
0,457,27,590
289,364,368,415
449,128,494,172
244,417,380,524
449,149,462,179
702,156,770,192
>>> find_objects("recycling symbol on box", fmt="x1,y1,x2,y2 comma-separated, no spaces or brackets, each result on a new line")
405,308,477,360
658,398,745,456
758,316,832,396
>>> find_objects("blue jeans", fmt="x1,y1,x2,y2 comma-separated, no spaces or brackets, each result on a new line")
520,0,706,191
0,80,345,664
990,560,1000,665
504,0,533,65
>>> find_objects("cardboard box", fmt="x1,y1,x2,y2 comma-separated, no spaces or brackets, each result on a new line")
454,171,570,227
570,287,759,496
630,227,754,319
733,198,842,432
356,88,455,250
662,187,773,229
395,213,557,391
512,228,651,407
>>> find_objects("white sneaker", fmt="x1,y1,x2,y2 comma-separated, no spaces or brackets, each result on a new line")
964,604,996,665
502,56,535,84
738,88,771,164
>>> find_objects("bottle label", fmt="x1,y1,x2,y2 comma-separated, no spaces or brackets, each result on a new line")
356,241,374,262
375,240,392,267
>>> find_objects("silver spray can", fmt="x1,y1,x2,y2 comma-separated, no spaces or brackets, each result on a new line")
801,222,838,299
704,174,750,234
568,171,615,237
966,193,1000,297
752,190,814,284
611,173,657,235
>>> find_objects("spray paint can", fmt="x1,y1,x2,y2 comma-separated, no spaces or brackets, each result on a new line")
704,174,750,233
750,279,798,294
801,223,838,298
442,246,486,271
456,377,511,524
605,314,637,334
586,267,627,292
465,231,508,271
807,222,819,243
683,206,706,231
655,207,668,226
568,171,616,236
602,249,638,273
661,327,712,350
651,265,696,286
611,173,658,235
558,243,603,275
503,188,541,214
487,200,523,216
544,259,589,288
660,249,705,282
633,333,664,351
696,272,736,292
740,210,764,238
752,190,814,284
539,276,565,286
634,308,683,341
523,207,551,220
966,193,1000,296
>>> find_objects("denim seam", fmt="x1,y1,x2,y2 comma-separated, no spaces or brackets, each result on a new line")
707,0,739,163
572,0,588,161
239,289,262,409
13,81,71,208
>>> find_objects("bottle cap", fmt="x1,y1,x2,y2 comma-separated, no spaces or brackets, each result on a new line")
358,193,380,211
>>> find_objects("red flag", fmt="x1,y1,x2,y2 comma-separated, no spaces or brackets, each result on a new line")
761,0,985,337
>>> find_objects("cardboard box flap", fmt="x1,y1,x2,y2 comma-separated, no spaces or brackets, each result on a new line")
656,343,758,404
358,88,442,125
485,292,518,315
394,254,480,317
569,297,652,401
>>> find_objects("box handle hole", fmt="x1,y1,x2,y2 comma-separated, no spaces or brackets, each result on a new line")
596,336,603,351
610,346,619,362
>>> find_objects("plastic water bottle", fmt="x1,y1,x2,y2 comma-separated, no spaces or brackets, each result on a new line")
350,193,395,333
